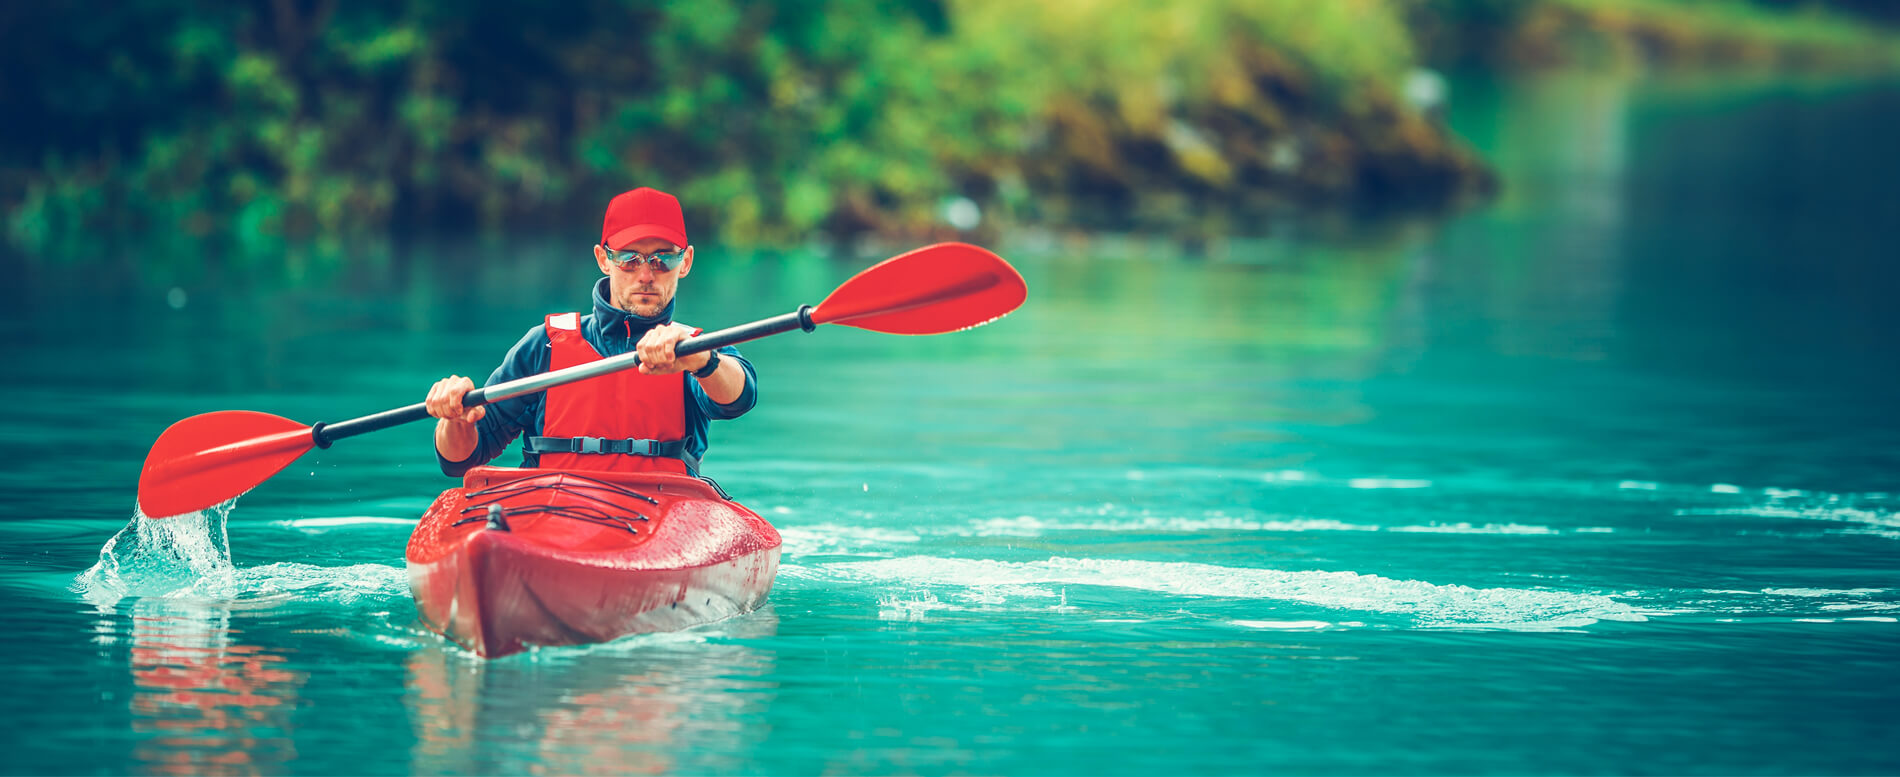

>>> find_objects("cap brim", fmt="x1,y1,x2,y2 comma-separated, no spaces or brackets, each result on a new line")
605,224,688,250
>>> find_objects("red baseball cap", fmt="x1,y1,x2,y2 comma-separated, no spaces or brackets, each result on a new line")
600,187,688,250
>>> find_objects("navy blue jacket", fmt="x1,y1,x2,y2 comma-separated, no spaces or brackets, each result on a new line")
438,277,757,477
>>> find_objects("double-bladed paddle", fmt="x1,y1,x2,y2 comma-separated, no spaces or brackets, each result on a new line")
137,242,1026,518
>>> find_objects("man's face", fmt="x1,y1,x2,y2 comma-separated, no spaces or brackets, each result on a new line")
595,238,694,318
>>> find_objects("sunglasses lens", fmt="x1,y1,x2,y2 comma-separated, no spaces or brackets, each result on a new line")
606,246,685,271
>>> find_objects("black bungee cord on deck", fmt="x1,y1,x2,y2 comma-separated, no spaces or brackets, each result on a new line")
449,473,660,535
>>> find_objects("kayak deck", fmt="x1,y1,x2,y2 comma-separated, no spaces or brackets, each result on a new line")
405,466,781,658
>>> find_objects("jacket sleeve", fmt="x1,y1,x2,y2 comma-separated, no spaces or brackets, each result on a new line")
438,325,549,477
692,346,757,421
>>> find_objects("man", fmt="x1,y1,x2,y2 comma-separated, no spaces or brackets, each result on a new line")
425,187,756,477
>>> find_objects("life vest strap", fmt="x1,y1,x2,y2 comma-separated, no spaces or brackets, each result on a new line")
523,436,701,474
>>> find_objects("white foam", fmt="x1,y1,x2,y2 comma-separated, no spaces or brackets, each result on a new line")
1348,478,1433,490
1820,602,1900,612
1683,503,1900,539
877,591,955,621
167,562,409,604
507,627,717,662
1619,481,1660,490
777,524,921,555
823,556,1646,629
955,515,1381,537
272,516,418,529
1761,588,1886,597
947,516,1567,537
1231,620,1335,630
955,585,1059,606
1388,523,1557,535
1844,617,1898,623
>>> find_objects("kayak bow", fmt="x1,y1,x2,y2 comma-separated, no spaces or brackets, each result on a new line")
406,467,781,658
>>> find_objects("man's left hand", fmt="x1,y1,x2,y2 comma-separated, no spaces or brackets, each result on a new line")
636,323,709,375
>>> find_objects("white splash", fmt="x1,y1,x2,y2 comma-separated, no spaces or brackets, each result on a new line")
73,502,239,608
73,500,409,611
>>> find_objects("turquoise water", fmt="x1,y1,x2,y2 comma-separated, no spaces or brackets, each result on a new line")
4,73,1899,774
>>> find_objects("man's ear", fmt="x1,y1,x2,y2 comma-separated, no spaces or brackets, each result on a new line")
678,246,694,279
594,244,611,275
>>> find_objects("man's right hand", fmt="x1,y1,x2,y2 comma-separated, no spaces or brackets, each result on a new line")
426,375,487,425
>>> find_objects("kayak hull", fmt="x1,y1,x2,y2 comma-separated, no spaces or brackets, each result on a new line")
405,467,780,658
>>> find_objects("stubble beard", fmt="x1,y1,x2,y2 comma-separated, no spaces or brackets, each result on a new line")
624,290,665,317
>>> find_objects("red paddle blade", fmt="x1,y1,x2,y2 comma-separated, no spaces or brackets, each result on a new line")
137,411,316,518
811,243,1027,334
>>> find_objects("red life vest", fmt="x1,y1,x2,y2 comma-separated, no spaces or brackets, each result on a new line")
534,312,695,474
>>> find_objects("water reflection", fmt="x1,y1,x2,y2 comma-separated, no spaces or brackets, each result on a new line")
406,610,780,775
125,598,305,775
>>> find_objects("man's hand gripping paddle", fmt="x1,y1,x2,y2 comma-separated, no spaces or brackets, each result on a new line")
137,243,1027,518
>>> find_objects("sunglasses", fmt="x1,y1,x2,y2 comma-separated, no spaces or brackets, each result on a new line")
601,244,688,272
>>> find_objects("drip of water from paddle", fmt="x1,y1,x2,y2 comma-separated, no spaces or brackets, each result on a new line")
72,500,240,609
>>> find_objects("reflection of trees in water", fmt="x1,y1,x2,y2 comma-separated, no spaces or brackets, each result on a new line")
407,609,780,775
127,599,306,775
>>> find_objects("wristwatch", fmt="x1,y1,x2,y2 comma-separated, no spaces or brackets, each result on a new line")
691,349,722,378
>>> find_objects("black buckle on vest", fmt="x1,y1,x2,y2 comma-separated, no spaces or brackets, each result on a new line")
525,435,678,458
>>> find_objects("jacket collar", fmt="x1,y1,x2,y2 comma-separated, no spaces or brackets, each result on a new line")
588,277,673,341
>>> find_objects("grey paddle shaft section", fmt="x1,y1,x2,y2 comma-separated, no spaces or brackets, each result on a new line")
309,306,815,448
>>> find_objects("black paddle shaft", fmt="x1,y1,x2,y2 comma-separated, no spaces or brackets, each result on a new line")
309,305,816,448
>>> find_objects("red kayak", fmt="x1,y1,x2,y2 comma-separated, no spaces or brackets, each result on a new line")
405,466,781,658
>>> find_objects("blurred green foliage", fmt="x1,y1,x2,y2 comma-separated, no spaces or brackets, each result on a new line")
0,0,1892,257
0,0,1431,254
4,0,965,252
